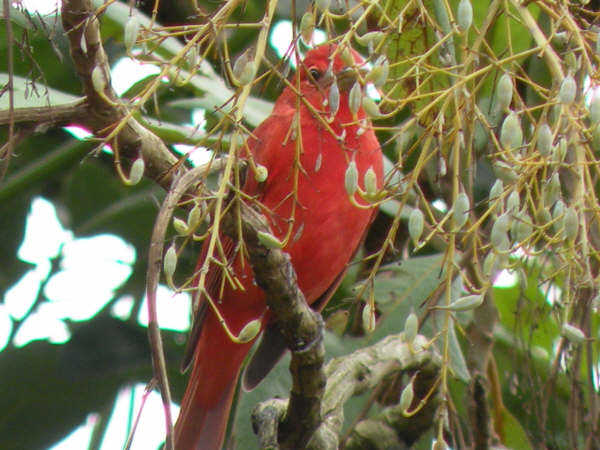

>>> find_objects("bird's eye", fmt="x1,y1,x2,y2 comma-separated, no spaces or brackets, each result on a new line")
309,68,322,81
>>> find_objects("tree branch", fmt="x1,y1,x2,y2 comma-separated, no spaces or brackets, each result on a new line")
61,0,180,190
252,334,440,449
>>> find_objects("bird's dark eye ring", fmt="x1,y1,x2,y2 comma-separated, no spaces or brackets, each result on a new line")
309,68,321,81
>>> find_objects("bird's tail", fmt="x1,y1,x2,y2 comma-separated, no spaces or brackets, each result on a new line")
173,314,254,450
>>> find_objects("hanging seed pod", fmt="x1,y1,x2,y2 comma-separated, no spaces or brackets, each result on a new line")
453,192,470,229
91,66,107,94
316,0,331,12
187,202,202,229
590,95,600,124
537,123,553,156
500,112,523,150
491,214,511,251
348,81,362,118
457,0,473,31
257,231,284,249
561,323,585,344
340,45,354,66
483,252,497,277
399,380,414,413
164,243,177,280
255,164,268,182
511,212,532,244
232,50,256,86
593,124,600,152
186,45,198,68
489,179,503,201
506,190,520,212
124,15,140,53
537,207,552,225
300,11,315,44
408,208,425,245
345,161,358,196
364,166,377,196
403,312,418,344
366,55,389,88
329,79,340,117
128,156,145,185
493,161,519,184
173,217,189,235
237,318,262,343
543,173,561,206
495,73,513,112
447,294,484,311
362,96,381,118
355,31,385,47
563,206,578,241
559,75,577,104
362,302,376,333
552,199,566,232
433,439,449,450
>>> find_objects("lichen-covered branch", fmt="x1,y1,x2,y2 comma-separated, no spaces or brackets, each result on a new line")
252,334,440,449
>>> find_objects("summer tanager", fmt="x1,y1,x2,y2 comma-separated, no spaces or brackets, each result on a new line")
173,44,383,449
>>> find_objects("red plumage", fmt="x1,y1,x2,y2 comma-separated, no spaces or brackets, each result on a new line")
174,44,383,449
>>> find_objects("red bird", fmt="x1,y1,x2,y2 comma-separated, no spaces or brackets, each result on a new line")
174,44,383,449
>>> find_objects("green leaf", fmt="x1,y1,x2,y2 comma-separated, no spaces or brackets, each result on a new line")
0,73,83,110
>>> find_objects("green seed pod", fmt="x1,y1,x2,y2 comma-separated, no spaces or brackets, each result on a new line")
543,173,561,206
124,15,140,53
561,323,585,344
511,212,532,244
129,156,145,185
563,206,578,241
500,112,523,150
300,12,315,44
362,96,381,118
493,161,519,184
186,45,198,68
453,192,470,229
237,318,262,343
537,207,552,225
403,312,418,344
164,243,177,280
257,230,284,249
552,199,566,233
457,0,473,31
590,95,600,124
491,214,511,250
552,31,569,50
364,166,377,196
345,161,358,196
362,302,376,333
355,31,385,47
596,31,600,56
91,66,107,94
187,202,202,229
593,124,600,152
232,50,256,86
348,81,362,117
329,79,340,116
559,75,577,104
408,208,425,245
565,53,578,74
340,46,354,66
432,439,448,450
315,0,331,12
496,73,513,112
447,294,484,311
489,179,503,201
506,190,520,212
537,123,553,156
483,252,497,277
173,217,189,235
255,164,268,182
399,380,414,413
366,55,389,88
